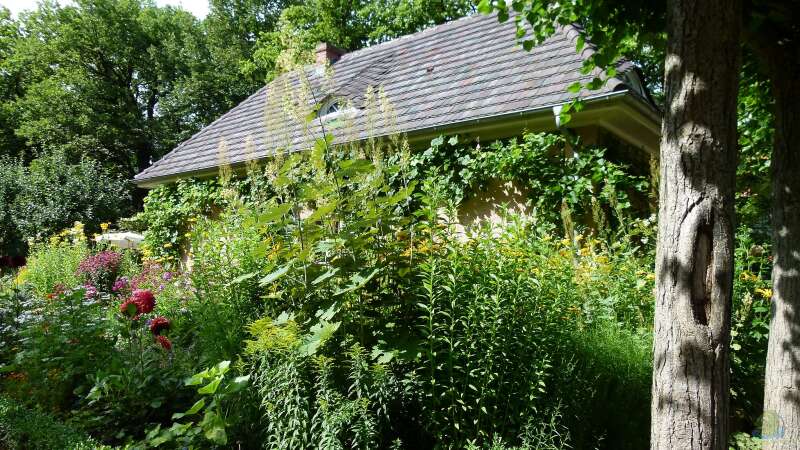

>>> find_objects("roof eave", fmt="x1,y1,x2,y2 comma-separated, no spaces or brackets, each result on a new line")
134,90,662,189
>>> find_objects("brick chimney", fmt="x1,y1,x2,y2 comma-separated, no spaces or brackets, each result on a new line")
315,42,345,65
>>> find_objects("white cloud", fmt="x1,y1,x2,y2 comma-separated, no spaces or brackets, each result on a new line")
0,0,209,19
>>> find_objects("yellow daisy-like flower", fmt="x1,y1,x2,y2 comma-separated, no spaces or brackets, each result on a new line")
756,288,773,299
739,271,759,282
100,222,110,231
163,242,173,249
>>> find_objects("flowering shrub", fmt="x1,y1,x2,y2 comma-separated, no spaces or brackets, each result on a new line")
76,251,122,291
112,276,129,294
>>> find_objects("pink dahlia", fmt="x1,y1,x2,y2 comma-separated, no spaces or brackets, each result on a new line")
149,316,171,336
131,289,155,314
156,335,172,351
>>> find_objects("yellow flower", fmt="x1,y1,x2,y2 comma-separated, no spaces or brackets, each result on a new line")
756,288,773,299
14,267,28,286
100,222,110,231
163,243,173,249
739,271,759,282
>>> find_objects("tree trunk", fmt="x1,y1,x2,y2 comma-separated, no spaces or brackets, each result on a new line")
651,1,741,449
762,55,800,450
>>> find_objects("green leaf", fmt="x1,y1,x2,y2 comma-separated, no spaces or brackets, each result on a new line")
312,268,340,285
259,264,291,286
477,0,493,14
334,268,381,296
215,360,231,374
299,321,341,356
185,368,210,386
306,200,338,222
200,411,227,444
575,35,585,52
173,398,205,419
567,82,582,93
522,40,534,51
257,203,292,224
198,377,222,395
225,272,257,287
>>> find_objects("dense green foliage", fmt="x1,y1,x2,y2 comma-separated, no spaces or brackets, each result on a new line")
0,395,107,450
0,1,781,448
0,0,476,256
1,121,664,448
0,152,132,257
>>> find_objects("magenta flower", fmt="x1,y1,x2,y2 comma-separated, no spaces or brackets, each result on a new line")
83,284,98,299
77,251,122,278
112,277,130,293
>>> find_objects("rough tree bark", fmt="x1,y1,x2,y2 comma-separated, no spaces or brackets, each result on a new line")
762,51,800,449
651,1,742,449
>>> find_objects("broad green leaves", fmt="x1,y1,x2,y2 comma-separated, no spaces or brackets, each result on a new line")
148,360,250,447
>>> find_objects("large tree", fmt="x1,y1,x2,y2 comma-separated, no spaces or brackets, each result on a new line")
479,1,742,448
650,1,741,447
745,2,800,446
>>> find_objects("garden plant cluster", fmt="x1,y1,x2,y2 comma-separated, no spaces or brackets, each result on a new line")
0,130,773,449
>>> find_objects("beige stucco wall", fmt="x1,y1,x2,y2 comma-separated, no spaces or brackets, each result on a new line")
453,178,531,239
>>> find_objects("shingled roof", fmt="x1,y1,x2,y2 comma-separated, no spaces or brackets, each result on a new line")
135,12,656,186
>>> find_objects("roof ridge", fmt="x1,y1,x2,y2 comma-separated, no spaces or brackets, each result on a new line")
337,12,485,61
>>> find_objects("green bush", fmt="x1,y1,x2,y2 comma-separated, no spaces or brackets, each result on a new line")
0,395,107,450
13,151,133,243
130,179,225,261
0,157,24,257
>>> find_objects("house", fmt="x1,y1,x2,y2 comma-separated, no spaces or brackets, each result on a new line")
134,12,660,227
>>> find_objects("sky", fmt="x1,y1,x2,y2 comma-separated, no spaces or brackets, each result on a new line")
1,0,210,18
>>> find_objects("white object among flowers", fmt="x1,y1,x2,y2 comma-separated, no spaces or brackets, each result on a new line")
95,232,144,249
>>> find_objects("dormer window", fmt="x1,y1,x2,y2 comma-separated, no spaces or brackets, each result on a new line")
317,97,354,123
320,99,342,117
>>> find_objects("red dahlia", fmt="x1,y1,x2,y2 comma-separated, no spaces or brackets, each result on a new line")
149,316,171,336
156,335,172,351
119,299,139,318
131,289,156,314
